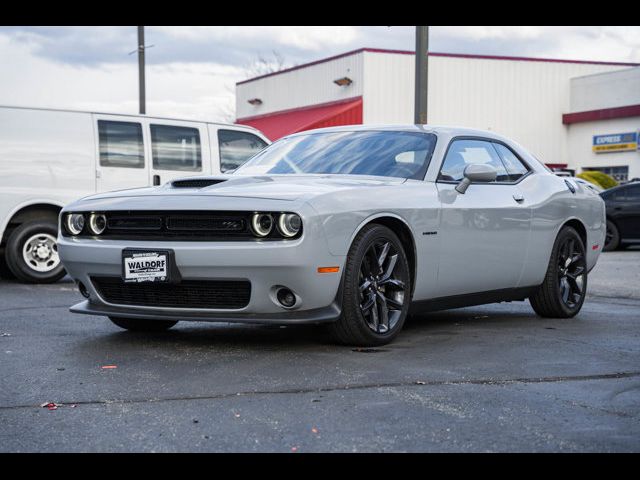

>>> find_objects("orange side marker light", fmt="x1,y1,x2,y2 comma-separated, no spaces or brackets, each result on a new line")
317,266,340,274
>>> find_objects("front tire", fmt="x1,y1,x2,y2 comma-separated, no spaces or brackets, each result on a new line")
603,220,620,251
5,220,66,283
328,224,411,346
109,317,178,332
529,226,587,318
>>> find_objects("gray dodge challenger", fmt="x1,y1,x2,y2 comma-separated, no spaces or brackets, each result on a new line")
58,125,606,346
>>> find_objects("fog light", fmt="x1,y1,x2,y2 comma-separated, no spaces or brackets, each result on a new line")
276,288,296,308
78,281,90,298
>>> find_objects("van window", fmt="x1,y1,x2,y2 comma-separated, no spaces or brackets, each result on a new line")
150,125,202,172
98,120,144,169
218,129,267,173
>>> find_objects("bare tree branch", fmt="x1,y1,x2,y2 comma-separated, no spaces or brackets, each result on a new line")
220,51,293,123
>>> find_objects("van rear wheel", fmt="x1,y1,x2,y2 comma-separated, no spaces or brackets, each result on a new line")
5,220,66,283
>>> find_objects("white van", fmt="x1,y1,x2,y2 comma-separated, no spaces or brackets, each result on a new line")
0,105,270,283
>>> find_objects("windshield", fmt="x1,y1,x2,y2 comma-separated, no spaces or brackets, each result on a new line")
233,130,437,180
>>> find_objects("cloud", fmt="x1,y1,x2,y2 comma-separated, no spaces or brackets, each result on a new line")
0,26,637,123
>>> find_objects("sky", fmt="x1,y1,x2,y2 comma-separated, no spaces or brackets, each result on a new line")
0,26,638,123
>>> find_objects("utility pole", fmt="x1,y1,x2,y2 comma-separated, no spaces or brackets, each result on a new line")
414,26,429,124
137,26,146,115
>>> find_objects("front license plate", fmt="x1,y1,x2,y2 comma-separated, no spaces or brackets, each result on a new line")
122,250,170,283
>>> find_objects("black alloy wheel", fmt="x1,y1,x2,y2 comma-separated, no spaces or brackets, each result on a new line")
358,240,407,334
603,220,620,251
328,224,411,346
530,226,587,318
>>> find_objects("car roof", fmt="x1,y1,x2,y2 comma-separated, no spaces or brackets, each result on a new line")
283,124,513,142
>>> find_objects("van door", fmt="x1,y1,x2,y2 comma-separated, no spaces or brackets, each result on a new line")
209,125,269,174
94,115,150,193
147,120,210,186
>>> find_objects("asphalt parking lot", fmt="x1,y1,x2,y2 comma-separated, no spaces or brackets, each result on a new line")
1,249,639,452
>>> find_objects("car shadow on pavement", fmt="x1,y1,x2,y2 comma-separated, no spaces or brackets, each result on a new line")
70,303,541,356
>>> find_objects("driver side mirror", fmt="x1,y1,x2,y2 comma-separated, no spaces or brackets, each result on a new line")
455,164,497,194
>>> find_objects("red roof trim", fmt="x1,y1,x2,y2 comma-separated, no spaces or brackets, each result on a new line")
562,104,640,124
236,47,640,86
236,96,363,122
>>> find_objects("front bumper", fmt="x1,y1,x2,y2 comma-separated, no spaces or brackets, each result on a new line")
70,299,340,325
58,230,345,325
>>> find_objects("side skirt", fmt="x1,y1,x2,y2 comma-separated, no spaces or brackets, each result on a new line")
409,286,538,314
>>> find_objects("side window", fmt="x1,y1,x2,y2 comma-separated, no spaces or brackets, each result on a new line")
621,185,640,200
150,124,201,172
98,120,144,168
492,143,529,181
438,139,510,182
608,189,624,201
218,129,267,173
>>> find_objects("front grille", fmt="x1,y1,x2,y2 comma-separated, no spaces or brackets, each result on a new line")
92,276,251,309
99,211,258,240
107,216,163,231
166,215,245,232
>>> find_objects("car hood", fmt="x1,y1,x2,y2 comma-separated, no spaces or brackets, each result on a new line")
83,174,407,203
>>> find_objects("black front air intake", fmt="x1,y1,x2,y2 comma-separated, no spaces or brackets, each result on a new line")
91,277,251,309
171,178,226,188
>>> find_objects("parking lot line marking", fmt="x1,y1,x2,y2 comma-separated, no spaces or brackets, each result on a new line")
1,370,639,412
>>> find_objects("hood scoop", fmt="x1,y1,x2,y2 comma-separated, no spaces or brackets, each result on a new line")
171,178,227,189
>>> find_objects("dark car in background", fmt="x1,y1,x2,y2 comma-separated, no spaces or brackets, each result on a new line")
601,182,640,251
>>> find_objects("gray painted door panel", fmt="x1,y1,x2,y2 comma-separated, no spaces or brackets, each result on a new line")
435,182,531,296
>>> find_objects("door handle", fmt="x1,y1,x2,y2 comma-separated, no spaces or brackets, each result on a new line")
153,175,161,186
513,193,525,203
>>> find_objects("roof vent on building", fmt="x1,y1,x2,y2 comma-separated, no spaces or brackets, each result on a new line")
171,178,226,189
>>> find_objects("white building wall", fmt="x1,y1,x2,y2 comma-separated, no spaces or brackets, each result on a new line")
236,49,634,166
567,117,640,180
362,52,629,165
236,52,364,119
570,67,640,112
362,51,414,124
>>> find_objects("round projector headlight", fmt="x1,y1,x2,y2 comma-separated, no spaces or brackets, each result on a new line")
88,213,107,235
251,213,274,237
277,213,302,238
65,213,85,235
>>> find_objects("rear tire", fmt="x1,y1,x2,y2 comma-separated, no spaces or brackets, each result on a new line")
5,220,66,283
603,220,620,252
529,226,587,318
109,317,178,332
0,254,16,280
328,224,411,346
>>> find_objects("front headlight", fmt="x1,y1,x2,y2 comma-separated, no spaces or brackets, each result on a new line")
277,213,302,238
251,213,274,237
88,213,107,235
64,213,85,235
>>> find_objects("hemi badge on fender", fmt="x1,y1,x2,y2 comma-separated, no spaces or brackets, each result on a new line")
422,231,437,236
